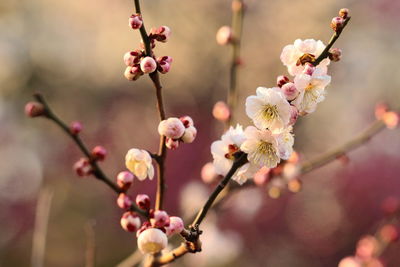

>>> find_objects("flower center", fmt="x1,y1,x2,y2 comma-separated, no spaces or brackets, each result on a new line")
248,141,278,167
262,104,279,121
224,144,239,160
296,53,316,66
305,83,314,91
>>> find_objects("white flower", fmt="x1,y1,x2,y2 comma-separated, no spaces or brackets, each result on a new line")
125,149,154,180
210,124,256,185
274,126,294,160
292,66,331,114
245,87,291,134
137,228,168,254
240,126,280,168
280,39,330,76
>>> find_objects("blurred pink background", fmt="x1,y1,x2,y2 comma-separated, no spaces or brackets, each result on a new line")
1,0,400,266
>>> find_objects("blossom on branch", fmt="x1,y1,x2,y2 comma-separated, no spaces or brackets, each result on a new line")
125,149,154,180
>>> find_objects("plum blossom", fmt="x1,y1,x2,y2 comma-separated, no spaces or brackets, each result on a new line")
245,87,291,133
292,66,331,114
125,149,154,180
280,39,330,76
274,126,294,160
211,125,257,185
240,126,281,168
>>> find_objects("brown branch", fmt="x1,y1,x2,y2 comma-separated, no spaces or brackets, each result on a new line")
32,93,147,217
133,0,168,211
226,0,245,127
300,119,385,174
313,16,351,66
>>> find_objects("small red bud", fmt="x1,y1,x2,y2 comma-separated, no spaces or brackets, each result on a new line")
92,146,107,161
136,194,151,210
331,16,345,32
25,102,45,117
73,158,92,177
129,14,143,30
339,8,349,19
276,75,289,88
70,121,83,135
329,48,342,62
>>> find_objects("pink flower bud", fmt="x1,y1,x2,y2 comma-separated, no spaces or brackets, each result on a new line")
140,57,157,74
339,8,349,19
158,56,173,64
166,138,180,150
356,235,379,261
136,194,151,210
253,166,270,186
92,146,107,161
117,193,132,210
136,221,152,237
165,216,184,236
201,162,219,184
150,26,171,43
212,101,231,122
124,50,143,66
331,16,345,32
70,121,83,135
73,158,92,177
181,126,197,144
289,105,299,126
329,48,342,62
157,60,171,74
129,14,143,30
382,111,399,129
124,65,143,81
158,117,185,139
179,116,194,128
137,228,168,254
276,75,289,88
216,26,233,45
120,211,141,232
150,210,170,228
25,102,45,117
303,63,315,75
281,82,299,101
117,171,134,190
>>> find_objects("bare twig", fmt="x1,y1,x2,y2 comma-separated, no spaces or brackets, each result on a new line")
227,0,245,127
31,187,54,267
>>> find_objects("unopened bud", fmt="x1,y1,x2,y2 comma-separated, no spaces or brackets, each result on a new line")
136,194,151,210
25,102,45,117
329,48,342,62
339,8,349,19
150,26,171,43
166,138,180,150
140,57,157,74
331,16,345,32
73,158,92,177
303,63,315,75
179,116,194,128
124,65,143,81
70,121,83,135
276,75,289,88
117,193,132,210
216,26,233,46
129,14,143,30
150,210,170,228
92,146,107,161
157,60,171,74
117,171,134,190
281,82,299,101
124,50,143,66
137,228,168,254
165,216,184,236
158,117,185,139
181,126,197,144
120,211,141,232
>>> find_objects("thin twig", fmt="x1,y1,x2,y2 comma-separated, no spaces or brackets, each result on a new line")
33,93,147,217
313,16,351,66
31,187,54,267
133,0,168,210
300,119,385,174
226,0,245,127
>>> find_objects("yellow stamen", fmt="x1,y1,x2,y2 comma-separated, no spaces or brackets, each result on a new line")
261,104,279,122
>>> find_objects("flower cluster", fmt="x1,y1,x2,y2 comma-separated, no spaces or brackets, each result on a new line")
210,10,350,186
158,116,197,149
124,14,172,81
